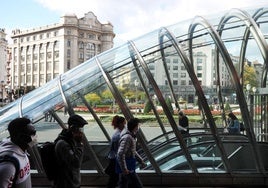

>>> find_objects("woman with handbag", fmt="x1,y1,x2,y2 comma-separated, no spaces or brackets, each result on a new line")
106,115,126,188
116,118,147,188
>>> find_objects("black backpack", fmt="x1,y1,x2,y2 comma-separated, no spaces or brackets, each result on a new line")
39,141,60,181
0,155,20,188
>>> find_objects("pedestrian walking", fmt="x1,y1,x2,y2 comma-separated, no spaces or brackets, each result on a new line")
116,118,146,188
106,115,126,188
227,112,240,134
0,117,37,188
53,114,88,188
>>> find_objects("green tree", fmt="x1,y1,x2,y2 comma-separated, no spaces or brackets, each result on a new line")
144,100,152,114
225,101,231,112
243,64,258,88
85,93,101,105
101,89,113,99
166,97,174,115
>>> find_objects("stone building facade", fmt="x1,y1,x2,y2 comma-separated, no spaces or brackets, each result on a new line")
9,12,115,90
0,29,8,102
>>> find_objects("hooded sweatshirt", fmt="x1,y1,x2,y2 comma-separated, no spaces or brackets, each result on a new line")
0,139,32,188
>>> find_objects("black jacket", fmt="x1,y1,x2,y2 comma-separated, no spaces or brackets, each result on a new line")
53,129,84,188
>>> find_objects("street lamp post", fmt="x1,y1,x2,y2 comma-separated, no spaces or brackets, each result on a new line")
246,84,251,104
0,81,4,106
5,85,12,103
134,79,139,115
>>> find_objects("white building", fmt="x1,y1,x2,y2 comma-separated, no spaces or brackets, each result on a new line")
9,12,115,91
0,29,7,102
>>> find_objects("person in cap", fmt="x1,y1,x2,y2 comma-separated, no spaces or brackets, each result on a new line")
53,114,88,188
178,110,189,135
0,117,37,188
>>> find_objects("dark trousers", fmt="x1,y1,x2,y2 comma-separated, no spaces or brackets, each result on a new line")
107,172,119,188
118,173,143,188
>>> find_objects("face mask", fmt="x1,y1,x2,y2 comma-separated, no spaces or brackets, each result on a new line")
28,134,38,147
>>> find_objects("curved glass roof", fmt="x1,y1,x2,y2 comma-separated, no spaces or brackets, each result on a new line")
1,6,268,187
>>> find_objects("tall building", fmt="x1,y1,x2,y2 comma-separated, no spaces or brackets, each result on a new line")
148,39,234,104
9,12,115,91
0,29,7,102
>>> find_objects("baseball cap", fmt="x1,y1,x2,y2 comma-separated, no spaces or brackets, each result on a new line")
8,117,36,138
68,114,88,129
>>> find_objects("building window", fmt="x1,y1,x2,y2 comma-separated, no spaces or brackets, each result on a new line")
47,62,52,72
181,80,186,85
67,40,71,47
197,66,202,70
27,64,31,73
173,73,178,78
54,51,59,59
33,36,36,40
79,42,84,49
33,63,38,72
149,64,155,70
173,80,178,85
33,54,38,61
40,34,43,39
33,74,37,85
47,42,52,51
26,55,31,61
87,43,94,50
197,58,202,64
26,75,31,83
189,80,193,85
173,59,178,64
67,49,71,57
181,73,186,78
173,66,178,70
54,41,59,49
40,62,44,72
80,33,84,37
79,52,84,59
40,74,45,84
54,61,59,72
40,53,44,60
46,73,52,82
88,34,95,39
67,60,71,70
20,64,25,72
21,55,25,62
47,52,52,59
46,32,50,38
67,30,71,35
54,31,58,37
197,73,202,78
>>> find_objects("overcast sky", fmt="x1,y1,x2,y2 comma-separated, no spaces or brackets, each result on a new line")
1,0,268,46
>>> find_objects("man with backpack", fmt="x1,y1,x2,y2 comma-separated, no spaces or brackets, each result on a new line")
0,117,37,188
53,114,88,188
